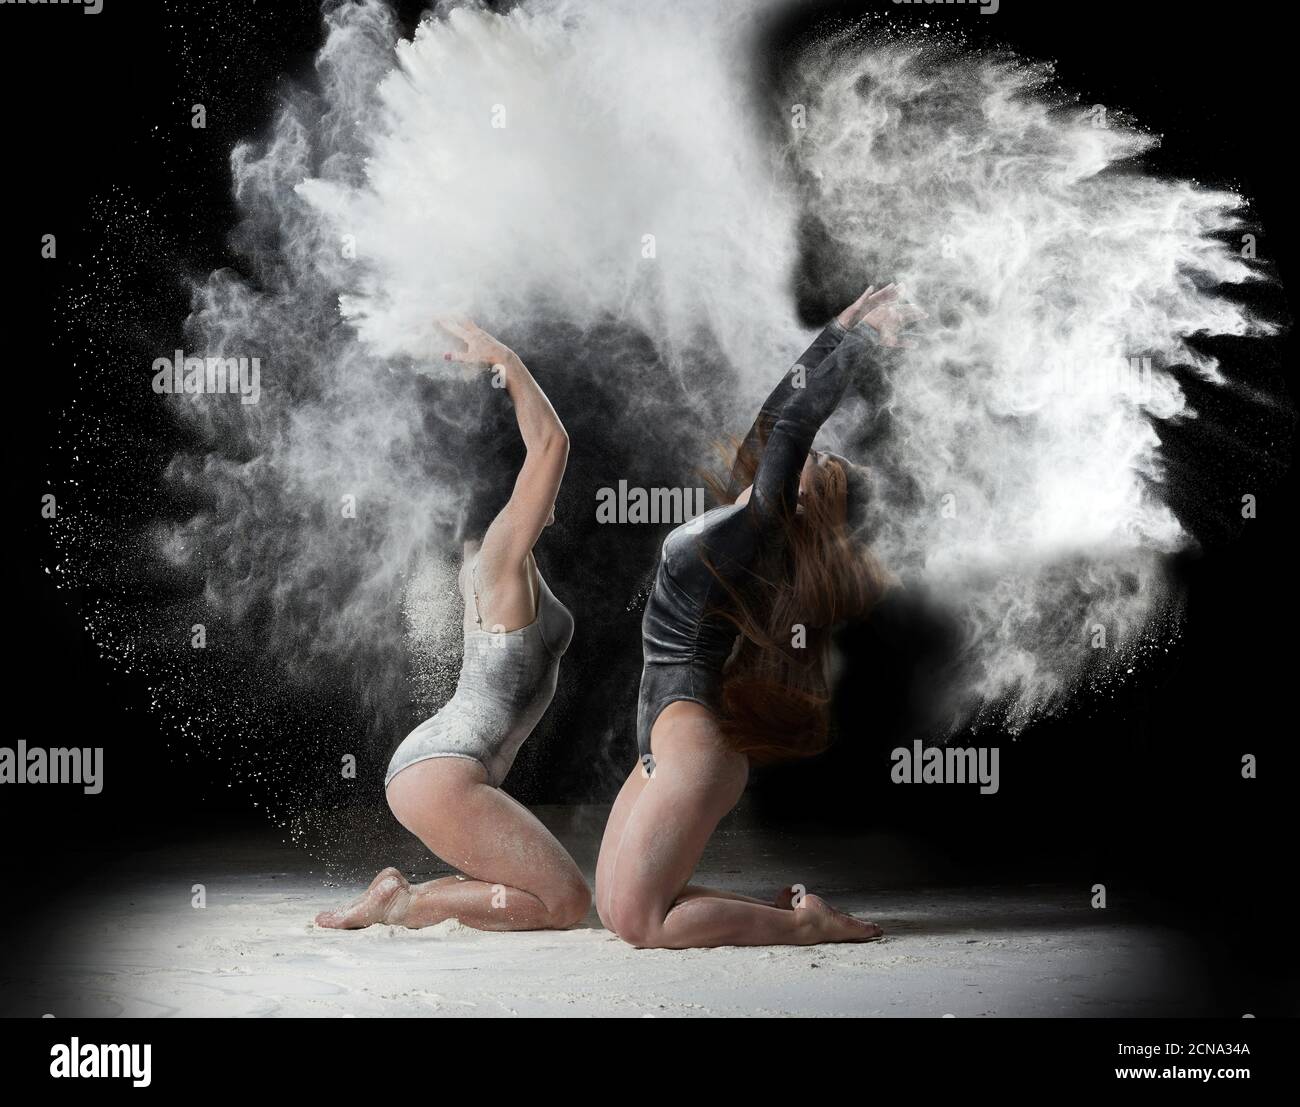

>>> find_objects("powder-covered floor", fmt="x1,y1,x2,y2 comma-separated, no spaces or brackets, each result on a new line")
6,808,1211,1018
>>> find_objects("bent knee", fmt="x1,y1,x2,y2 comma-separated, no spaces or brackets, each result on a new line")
595,887,615,933
603,894,668,948
547,878,592,929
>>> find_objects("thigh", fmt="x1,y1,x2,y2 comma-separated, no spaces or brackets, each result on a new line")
595,759,649,913
387,758,583,897
602,704,748,922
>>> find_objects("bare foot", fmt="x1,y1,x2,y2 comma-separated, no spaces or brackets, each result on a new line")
795,894,884,943
314,866,411,929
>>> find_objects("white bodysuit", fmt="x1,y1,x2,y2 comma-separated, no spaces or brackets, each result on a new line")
386,556,574,789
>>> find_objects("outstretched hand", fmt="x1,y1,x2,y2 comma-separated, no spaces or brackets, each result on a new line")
837,283,927,348
439,317,515,370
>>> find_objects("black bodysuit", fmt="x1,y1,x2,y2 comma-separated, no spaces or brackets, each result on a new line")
635,317,892,759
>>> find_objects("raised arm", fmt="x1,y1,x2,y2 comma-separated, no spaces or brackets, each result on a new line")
748,323,881,522
725,318,850,498
727,285,919,498
747,284,924,523
442,319,569,573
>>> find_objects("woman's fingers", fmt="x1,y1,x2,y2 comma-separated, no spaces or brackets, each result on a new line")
438,316,488,345
437,316,469,340
839,283,886,326
851,284,876,307
842,281,927,343
438,316,498,366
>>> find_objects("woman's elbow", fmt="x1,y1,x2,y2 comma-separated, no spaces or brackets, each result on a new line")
540,427,570,458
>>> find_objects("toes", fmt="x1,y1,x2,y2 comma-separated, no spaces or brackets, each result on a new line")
856,919,884,940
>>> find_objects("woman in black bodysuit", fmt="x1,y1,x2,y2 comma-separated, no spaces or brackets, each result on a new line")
596,284,924,949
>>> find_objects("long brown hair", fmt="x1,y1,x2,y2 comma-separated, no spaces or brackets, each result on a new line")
699,433,886,765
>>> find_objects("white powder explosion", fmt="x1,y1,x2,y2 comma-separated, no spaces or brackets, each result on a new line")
162,0,1272,745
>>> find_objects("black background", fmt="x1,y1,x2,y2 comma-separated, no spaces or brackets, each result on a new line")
1,0,1296,1018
